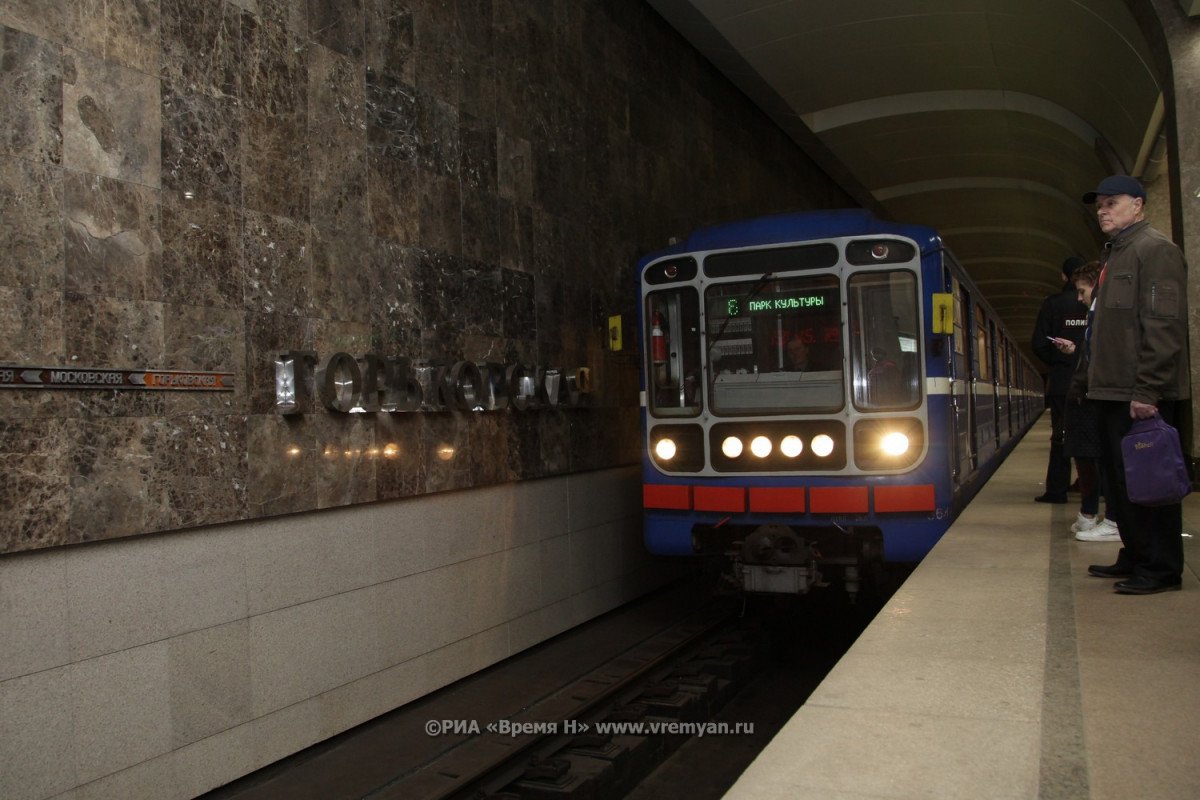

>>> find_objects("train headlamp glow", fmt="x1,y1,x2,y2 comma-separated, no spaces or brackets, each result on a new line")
721,436,744,458
870,243,890,260
750,436,773,458
811,434,835,457
881,431,910,456
654,438,677,461
780,435,803,458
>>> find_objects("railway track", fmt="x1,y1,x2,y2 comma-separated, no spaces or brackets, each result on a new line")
374,600,749,799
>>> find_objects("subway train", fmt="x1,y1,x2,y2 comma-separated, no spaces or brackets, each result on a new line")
637,210,1042,598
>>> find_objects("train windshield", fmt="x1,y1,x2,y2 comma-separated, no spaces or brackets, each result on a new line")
705,275,844,415
847,270,922,410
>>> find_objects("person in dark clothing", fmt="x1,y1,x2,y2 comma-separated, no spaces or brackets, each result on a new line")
1076,175,1190,595
1030,256,1090,502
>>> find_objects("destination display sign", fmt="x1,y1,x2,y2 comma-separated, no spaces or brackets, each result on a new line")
0,365,235,391
723,290,835,317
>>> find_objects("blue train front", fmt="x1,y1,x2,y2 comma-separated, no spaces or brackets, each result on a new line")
638,210,1038,598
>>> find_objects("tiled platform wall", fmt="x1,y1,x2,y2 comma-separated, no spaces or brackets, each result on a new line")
1,466,669,800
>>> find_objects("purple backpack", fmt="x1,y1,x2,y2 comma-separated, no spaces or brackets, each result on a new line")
1122,416,1192,506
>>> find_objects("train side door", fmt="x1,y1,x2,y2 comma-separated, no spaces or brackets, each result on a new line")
972,306,997,464
995,334,1008,440
949,280,974,481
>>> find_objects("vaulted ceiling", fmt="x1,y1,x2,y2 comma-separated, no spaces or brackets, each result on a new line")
647,0,1165,357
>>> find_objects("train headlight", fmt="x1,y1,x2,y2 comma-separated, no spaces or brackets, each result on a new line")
721,436,744,458
654,438,677,461
811,434,835,457
881,431,910,456
780,435,803,458
750,436,772,458
852,418,923,470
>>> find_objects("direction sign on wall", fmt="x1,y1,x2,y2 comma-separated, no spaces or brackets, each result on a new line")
0,365,235,391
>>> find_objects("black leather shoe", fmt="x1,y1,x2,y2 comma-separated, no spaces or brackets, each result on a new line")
1088,563,1133,578
1114,576,1182,595
1034,493,1068,504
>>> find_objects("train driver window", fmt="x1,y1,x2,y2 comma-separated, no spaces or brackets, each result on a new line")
646,288,702,416
848,270,921,410
704,274,843,415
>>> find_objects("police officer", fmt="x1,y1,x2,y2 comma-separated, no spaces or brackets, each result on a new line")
1031,256,1090,502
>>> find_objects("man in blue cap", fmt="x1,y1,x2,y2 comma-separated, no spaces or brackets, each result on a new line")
1031,256,1089,503
1077,175,1191,594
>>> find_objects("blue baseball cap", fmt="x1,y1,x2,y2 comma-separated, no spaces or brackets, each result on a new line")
1082,175,1146,203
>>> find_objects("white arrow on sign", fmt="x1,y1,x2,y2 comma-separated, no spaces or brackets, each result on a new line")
20,370,44,383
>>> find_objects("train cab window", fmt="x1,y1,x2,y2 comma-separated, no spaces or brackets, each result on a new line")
704,274,843,415
974,306,991,381
848,270,921,410
646,288,702,416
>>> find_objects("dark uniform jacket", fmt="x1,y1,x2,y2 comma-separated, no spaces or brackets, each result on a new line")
1031,282,1088,396
1079,220,1190,404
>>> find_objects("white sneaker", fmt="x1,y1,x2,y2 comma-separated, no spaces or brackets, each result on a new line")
1075,519,1120,542
1070,513,1099,533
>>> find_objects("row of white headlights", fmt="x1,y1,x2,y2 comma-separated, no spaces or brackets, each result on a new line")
720,433,835,459
653,431,911,461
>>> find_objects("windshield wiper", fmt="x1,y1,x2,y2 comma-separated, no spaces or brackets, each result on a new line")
707,272,774,355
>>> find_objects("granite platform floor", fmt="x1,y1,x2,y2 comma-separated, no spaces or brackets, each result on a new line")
724,415,1199,800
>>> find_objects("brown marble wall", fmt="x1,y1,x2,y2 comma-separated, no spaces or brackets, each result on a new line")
0,0,853,554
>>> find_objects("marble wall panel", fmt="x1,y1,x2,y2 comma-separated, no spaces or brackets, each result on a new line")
160,413,249,529
0,157,64,292
0,287,64,366
416,90,459,176
495,129,533,204
64,170,162,302
417,169,463,256
308,0,363,59
62,48,160,186
66,0,159,74
0,418,72,551
367,237,423,355
68,416,180,543
242,110,310,220
160,0,241,99
160,190,243,309
312,413,378,508
460,188,501,265
0,0,66,42
373,411,426,499
459,54,497,122
240,6,307,118
412,0,460,106
63,292,165,368
422,412,473,493
246,412,320,517
161,83,241,205
242,209,312,316
0,25,62,165
312,226,373,325
364,0,413,83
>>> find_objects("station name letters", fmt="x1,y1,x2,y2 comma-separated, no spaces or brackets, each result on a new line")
274,351,593,415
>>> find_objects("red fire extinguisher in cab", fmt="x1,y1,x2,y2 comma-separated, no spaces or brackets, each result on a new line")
651,311,670,387
651,312,668,365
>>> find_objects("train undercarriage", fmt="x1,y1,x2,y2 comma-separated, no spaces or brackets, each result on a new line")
693,521,888,602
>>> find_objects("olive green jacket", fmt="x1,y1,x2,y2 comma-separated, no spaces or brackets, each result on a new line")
1082,220,1191,404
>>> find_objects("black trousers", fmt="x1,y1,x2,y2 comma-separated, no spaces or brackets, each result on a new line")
1097,400,1184,581
1043,395,1072,496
